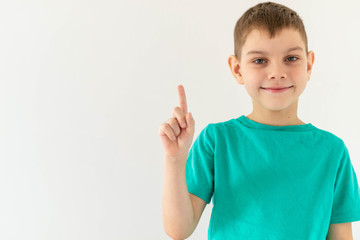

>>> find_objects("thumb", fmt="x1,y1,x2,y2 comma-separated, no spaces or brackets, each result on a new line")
185,112,195,133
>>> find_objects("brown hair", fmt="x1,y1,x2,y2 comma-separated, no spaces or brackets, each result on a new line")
233,2,308,60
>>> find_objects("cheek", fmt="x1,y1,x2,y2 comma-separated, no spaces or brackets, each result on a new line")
243,78,262,94
242,70,266,92
243,67,265,80
292,64,307,76
288,66,307,82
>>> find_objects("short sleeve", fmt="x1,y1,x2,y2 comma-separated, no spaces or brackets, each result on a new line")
185,124,215,204
330,143,360,224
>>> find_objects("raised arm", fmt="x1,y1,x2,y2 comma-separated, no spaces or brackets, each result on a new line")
159,85,206,239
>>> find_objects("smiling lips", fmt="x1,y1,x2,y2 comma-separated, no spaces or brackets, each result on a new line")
261,86,293,93
261,86,293,90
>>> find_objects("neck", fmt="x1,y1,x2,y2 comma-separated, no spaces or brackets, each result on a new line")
247,100,305,126
246,113,305,126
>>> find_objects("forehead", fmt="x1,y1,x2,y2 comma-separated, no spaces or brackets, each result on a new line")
242,28,305,54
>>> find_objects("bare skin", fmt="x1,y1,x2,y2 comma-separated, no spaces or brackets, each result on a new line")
159,85,207,239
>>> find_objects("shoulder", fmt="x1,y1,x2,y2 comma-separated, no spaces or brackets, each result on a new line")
312,126,345,142
205,118,240,132
199,118,240,141
195,118,240,142
311,126,348,152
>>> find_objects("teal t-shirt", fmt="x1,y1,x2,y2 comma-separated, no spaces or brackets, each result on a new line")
185,115,360,239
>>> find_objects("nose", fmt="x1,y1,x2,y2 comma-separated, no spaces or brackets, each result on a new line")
267,61,287,80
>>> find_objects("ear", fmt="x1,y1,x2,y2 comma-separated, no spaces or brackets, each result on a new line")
306,51,315,81
228,55,244,85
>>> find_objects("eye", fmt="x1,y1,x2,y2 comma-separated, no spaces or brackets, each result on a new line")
286,56,298,62
253,58,267,64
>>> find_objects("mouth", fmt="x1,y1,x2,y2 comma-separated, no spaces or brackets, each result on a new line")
261,86,293,90
260,86,293,93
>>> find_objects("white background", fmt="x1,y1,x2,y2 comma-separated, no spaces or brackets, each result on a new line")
0,0,360,239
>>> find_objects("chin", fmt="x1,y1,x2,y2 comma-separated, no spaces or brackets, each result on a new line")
264,100,298,112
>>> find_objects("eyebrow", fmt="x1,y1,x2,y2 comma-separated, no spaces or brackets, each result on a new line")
246,46,304,55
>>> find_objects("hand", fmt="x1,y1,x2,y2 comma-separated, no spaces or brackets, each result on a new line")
159,85,195,160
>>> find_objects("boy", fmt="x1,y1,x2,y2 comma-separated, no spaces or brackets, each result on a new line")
159,2,360,239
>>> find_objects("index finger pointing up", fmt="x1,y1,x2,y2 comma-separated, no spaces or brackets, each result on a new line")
177,85,188,114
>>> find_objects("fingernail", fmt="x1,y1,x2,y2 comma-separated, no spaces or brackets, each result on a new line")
182,122,187,128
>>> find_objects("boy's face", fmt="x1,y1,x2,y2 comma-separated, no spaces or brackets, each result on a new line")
228,27,315,113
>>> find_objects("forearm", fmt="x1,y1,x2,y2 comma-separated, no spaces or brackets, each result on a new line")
162,156,195,239
326,223,353,240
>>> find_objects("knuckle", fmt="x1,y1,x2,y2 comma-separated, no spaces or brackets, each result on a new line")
159,123,165,130
166,118,180,131
159,125,168,136
159,123,167,132
172,106,182,114
168,118,177,124
169,119,180,132
163,125,173,136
